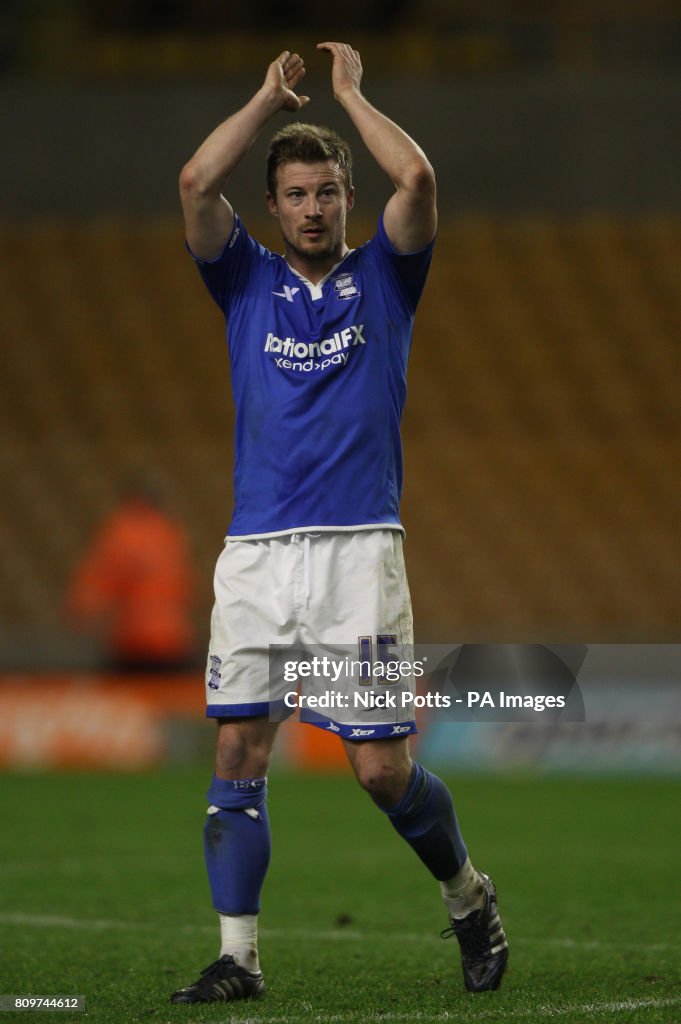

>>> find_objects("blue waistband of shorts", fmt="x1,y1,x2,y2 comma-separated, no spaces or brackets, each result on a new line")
300,708,417,740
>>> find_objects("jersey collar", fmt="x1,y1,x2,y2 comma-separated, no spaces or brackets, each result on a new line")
287,250,355,301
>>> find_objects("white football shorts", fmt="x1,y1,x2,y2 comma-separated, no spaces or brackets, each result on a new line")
205,529,417,740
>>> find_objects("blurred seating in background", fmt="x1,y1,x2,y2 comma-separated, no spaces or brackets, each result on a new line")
3,1,681,79
1,215,680,667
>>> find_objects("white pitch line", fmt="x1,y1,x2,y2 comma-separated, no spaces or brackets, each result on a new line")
232,998,681,1024
0,913,358,940
0,912,146,931
2,916,680,1021
0,912,679,954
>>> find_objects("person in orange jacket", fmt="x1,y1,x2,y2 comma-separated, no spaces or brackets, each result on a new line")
67,484,197,672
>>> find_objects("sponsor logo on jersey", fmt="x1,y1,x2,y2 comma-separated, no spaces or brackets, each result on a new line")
264,324,366,373
391,724,412,735
350,727,375,737
326,721,341,733
333,272,360,300
208,654,222,690
272,285,300,302
228,224,241,249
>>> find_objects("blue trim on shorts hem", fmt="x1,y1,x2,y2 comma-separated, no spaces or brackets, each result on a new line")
206,699,293,719
301,708,418,740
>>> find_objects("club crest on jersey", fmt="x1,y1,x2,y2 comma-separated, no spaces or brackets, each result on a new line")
333,272,360,300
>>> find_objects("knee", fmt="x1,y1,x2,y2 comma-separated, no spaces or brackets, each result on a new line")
215,722,272,779
355,759,411,807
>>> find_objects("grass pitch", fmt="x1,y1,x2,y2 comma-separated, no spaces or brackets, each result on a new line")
0,767,680,1024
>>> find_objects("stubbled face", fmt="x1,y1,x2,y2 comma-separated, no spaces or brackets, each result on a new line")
267,160,354,273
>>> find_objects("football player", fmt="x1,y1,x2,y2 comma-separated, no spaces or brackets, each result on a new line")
171,42,508,1004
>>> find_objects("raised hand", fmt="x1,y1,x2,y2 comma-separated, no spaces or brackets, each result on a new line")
264,51,310,112
317,42,363,101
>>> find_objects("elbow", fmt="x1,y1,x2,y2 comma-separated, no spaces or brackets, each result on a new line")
179,161,200,198
179,160,212,201
400,159,436,202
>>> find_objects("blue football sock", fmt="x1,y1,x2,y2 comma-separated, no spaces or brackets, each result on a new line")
204,775,271,915
374,763,468,881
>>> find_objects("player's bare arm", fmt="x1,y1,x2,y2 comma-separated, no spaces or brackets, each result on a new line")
179,51,309,261
317,41,436,254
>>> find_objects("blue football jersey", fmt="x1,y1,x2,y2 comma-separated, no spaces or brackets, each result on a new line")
190,213,434,537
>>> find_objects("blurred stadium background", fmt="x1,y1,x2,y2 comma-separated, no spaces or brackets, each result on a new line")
1,0,681,774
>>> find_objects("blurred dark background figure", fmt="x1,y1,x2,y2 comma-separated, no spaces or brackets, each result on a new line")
66,481,198,673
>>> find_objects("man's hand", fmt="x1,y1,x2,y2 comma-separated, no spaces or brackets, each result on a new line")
317,42,363,102
180,49,310,261
316,40,435,254
264,51,310,112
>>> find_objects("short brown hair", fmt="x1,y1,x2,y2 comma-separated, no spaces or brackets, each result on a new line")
266,123,353,197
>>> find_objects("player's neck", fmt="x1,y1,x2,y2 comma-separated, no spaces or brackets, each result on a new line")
284,245,350,286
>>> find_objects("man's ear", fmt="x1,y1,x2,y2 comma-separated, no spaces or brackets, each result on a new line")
346,186,356,213
266,192,278,217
